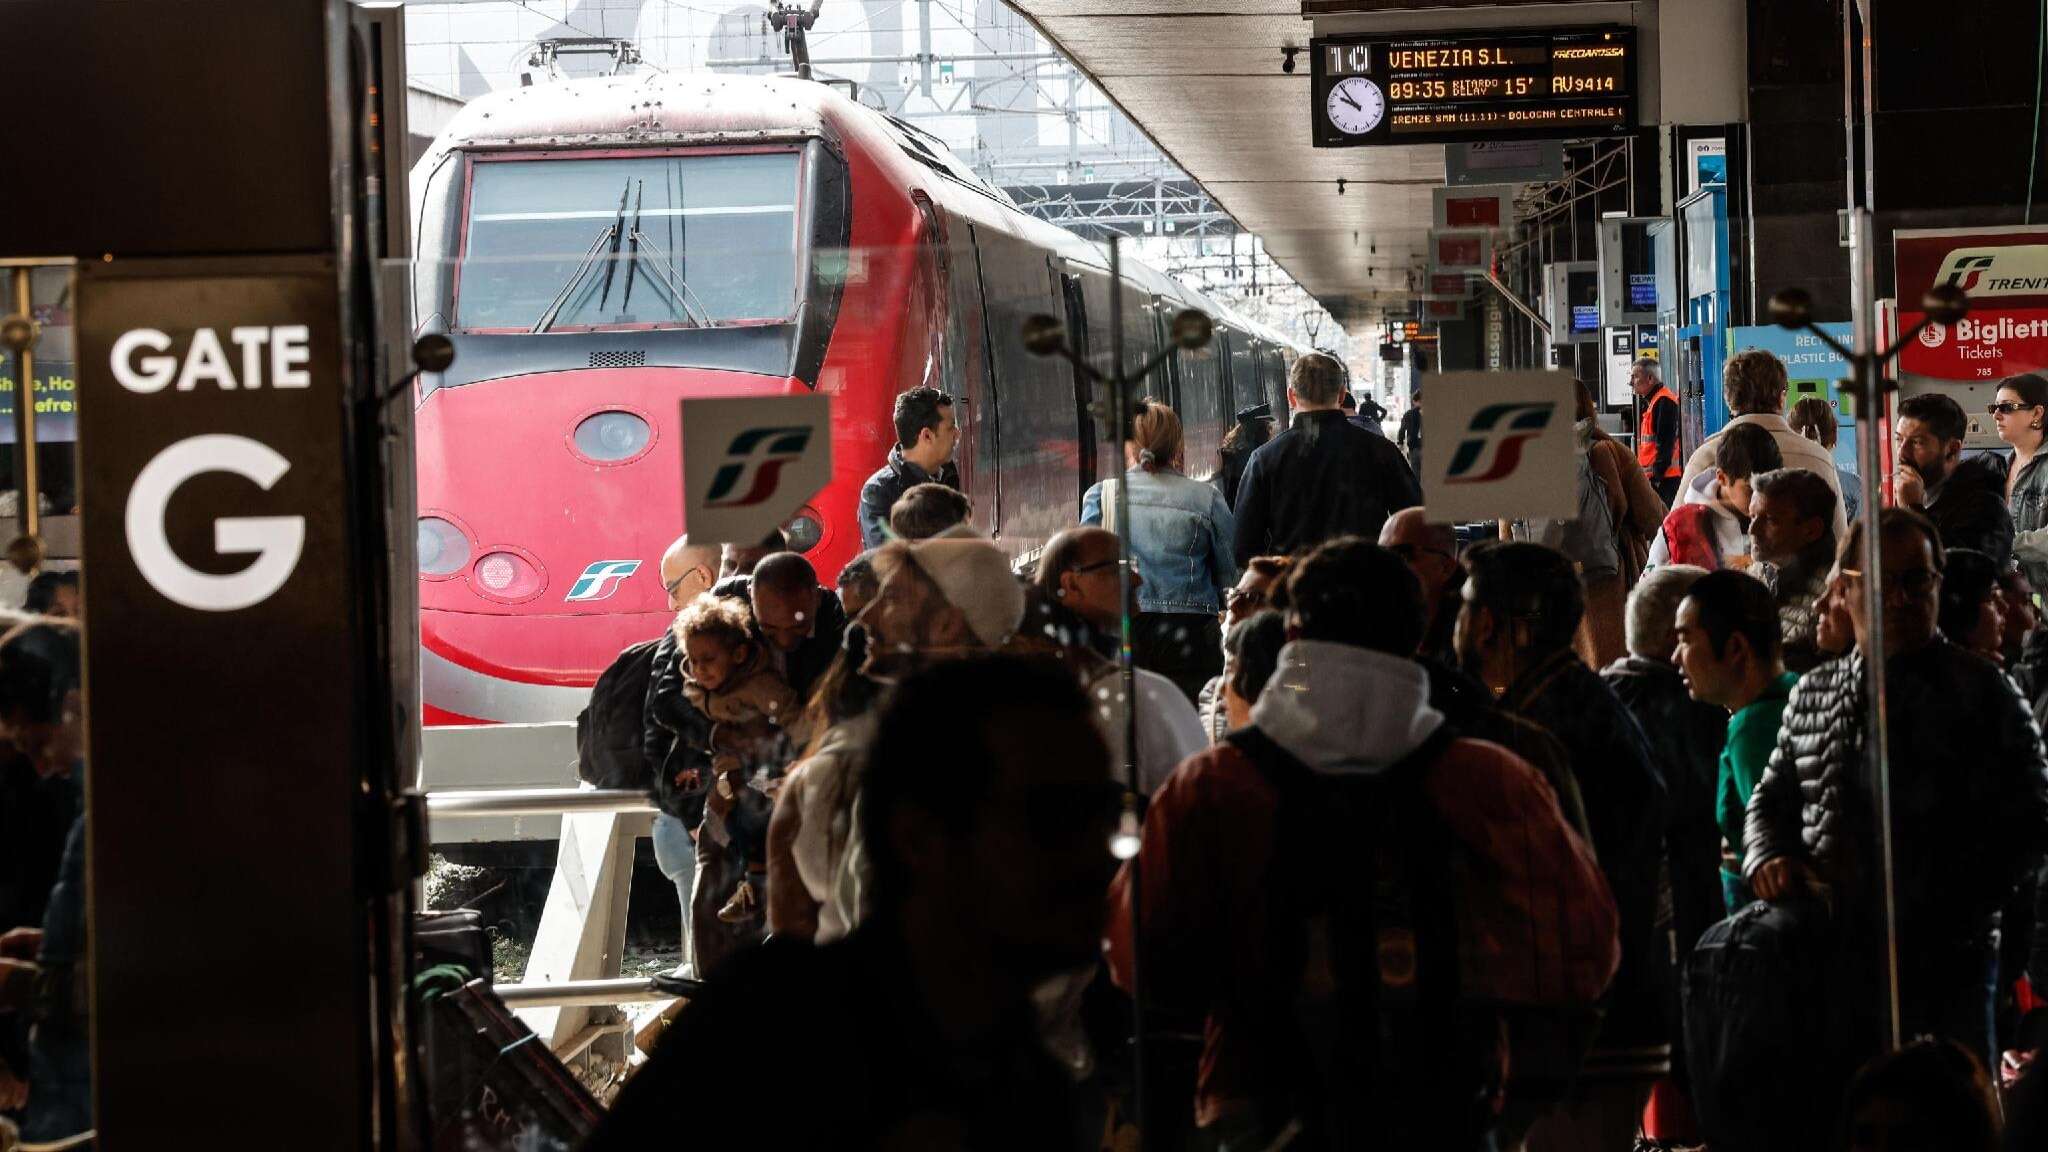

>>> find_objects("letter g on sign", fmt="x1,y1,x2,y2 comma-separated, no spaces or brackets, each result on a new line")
125,434,305,611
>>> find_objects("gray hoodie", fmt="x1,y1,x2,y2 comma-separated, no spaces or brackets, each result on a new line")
1249,640,1444,774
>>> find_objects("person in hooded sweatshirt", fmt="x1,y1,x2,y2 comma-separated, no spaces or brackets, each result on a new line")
1646,421,1782,571
1107,537,1617,1151
1456,541,1669,1152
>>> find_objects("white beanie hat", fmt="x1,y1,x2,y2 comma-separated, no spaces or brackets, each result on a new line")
908,535,1026,650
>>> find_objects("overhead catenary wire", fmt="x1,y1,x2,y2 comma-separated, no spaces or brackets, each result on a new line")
2029,0,2045,223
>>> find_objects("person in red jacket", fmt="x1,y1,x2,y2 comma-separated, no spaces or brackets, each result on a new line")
1105,537,1617,1151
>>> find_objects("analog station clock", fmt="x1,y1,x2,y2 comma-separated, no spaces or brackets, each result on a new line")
1325,76,1386,136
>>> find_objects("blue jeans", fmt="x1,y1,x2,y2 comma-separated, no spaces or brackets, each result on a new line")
651,813,697,976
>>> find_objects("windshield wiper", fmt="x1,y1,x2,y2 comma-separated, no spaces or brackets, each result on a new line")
531,180,631,333
626,226,717,328
528,225,614,333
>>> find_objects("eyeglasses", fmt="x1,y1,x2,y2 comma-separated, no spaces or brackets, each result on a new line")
1988,401,2041,416
1840,567,1940,597
1224,586,1269,612
1070,558,1131,577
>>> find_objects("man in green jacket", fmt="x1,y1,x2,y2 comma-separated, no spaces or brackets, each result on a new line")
1674,569,1801,911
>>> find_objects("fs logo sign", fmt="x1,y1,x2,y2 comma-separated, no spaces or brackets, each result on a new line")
682,394,833,547
704,427,815,508
1443,402,1558,484
1935,246,2048,298
565,560,640,603
1422,372,1578,523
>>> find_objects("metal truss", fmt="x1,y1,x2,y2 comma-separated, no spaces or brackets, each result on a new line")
1001,178,1235,240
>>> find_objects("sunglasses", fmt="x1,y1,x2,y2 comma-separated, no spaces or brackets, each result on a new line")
1988,402,2041,416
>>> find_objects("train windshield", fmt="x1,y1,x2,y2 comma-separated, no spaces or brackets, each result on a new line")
457,151,802,332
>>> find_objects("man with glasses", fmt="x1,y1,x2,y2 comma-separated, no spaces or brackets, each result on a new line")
575,534,720,975
1745,508,2048,1076
1380,508,1461,664
1033,527,1204,794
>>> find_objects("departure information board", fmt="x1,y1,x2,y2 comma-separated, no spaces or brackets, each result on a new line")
1311,27,1635,148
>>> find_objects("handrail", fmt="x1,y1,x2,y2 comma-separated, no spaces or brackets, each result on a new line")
495,977,674,1009
425,787,656,817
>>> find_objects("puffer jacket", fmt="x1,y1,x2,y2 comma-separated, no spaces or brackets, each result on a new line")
1744,640,2048,949
1602,655,1729,962
1757,547,1832,674
1503,650,1670,1078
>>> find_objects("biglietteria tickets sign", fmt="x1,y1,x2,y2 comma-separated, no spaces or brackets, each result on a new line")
1897,225,2048,384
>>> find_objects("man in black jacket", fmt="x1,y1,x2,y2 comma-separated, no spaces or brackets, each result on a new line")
1747,509,2048,1073
858,386,961,550
1232,352,1420,566
575,535,719,973
1455,541,1670,1149
1602,563,1727,973
1893,392,2014,566
644,552,848,972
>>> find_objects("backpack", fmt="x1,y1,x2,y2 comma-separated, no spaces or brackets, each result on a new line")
1529,448,1620,579
1660,504,1724,570
1227,725,1501,1151
1681,896,1837,1150
574,636,663,790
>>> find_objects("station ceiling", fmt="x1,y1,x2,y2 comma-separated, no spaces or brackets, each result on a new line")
1008,0,1449,333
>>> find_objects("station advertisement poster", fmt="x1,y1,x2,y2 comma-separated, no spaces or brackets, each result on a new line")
1728,322,1858,470
1894,225,2048,445
0,297,79,443
1421,371,1577,522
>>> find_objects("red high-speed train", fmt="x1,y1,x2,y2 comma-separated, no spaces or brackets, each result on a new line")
408,71,1304,726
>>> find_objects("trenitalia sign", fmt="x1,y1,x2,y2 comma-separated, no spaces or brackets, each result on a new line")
1934,246,2048,297
1898,226,2048,382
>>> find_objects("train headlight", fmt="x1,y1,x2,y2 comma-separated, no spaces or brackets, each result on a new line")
417,516,473,578
571,410,653,463
472,550,545,602
783,505,825,553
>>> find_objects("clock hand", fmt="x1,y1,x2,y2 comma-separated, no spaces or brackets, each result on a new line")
1339,91,1363,112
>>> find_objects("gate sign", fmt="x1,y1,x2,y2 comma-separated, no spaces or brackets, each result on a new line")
1422,371,1577,522
681,394,833,546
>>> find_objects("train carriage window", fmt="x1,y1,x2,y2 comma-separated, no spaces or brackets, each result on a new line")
1176,327,1225,481
938,216,999,536
977,225,1080,549
457,151,802,331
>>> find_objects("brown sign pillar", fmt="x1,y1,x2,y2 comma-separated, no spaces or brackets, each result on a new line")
0,2,410,1148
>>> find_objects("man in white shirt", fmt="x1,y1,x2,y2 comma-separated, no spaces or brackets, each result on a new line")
1677,349,1848,540
1034,527,1208,794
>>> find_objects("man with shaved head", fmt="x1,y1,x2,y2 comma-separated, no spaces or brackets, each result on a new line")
1379,507,1461,663
578,532,719,976
661,534,720,613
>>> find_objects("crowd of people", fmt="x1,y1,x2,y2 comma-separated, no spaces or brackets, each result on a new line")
573,349,2048,1151
0,529,88,1145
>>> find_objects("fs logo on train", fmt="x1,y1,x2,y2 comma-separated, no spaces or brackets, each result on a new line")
1421,371,1577,524
565,560,641,603
681,394,833,548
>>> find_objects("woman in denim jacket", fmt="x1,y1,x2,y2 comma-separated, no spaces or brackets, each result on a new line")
1996,373,2048,592
1082,399,1240,703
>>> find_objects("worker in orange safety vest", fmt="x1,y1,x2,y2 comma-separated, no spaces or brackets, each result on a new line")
1633,358,1683,507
